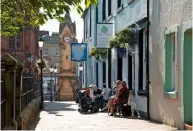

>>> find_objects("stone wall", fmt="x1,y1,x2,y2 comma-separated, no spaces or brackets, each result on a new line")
18,97,41,130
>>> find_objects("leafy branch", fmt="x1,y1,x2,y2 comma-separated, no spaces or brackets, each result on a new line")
1,0,98,37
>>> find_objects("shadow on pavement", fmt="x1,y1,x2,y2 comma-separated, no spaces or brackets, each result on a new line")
44,101,77,110
43,101,77,115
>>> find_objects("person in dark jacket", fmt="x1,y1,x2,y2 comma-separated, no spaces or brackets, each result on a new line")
92,85,103,111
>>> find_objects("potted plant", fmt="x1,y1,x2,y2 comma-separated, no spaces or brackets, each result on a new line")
108,27,137,49
35,59,47,69
89,48,107,61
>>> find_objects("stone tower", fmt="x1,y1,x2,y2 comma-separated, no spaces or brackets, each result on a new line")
58,13,78,101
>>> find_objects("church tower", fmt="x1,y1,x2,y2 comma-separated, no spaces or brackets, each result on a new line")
58,13,78,101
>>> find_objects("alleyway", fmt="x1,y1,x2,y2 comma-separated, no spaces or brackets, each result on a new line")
30,101,177,131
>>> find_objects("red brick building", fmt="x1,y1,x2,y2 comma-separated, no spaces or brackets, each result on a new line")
1,29,40,75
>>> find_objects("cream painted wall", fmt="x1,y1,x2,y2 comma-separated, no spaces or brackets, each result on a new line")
149,0,192,128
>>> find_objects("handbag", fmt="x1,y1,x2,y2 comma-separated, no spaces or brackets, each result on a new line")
122,105,131,116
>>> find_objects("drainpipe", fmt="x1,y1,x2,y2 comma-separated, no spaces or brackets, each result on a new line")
13,66,18,130
146,0,150,120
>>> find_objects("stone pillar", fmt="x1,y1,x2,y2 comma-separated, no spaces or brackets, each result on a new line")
59,25,77,101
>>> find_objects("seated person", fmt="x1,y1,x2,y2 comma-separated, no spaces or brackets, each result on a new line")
101,83,111,103
101,80,121,111
92,85,103,110
109,81,129,116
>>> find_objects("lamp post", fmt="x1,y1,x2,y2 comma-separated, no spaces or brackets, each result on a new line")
53,66,57,101
49,65,54,102
38,37,44,110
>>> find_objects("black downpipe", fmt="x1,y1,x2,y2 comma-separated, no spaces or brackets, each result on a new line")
146,0,150,120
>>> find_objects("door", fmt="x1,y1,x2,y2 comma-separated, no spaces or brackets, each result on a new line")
183,29,192,124
128,54,132,90
117,57,122,81
102,62,106,84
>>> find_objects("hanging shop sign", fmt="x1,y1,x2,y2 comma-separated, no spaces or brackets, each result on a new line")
97,23,113,48
71,43,87,61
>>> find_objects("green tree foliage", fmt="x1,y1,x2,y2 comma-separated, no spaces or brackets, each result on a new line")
1,0,97,36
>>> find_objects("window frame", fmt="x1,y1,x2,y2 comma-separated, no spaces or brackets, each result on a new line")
89,7,92,37
102,0,106,21
108,0,112,17
9,36,15,49
17,33,20,49
117,0,122,9
164,25,178,99
43,48,49,56
56,47,60,56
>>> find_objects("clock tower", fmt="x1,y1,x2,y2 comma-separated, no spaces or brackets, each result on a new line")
58,13,78,101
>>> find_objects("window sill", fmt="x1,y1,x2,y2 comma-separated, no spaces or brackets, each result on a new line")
137,90,148,97
164,91,177,99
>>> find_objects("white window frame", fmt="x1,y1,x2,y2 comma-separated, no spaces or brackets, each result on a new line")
56,48,60,56
43,48,48,56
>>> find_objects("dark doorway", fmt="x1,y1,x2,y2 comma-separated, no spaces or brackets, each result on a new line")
102,62,106,84
117,56,122,81
128,54,132,90
108,49,112,88
138,30,144,90
96,63,98,87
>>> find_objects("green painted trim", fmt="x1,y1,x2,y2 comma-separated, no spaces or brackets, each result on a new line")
164,25,179,96
181,20,193,127
164,91,178,99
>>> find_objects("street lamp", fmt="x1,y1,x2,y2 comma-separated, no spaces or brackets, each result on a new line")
38,37,44,110
49,65,54,102
53,66,57,101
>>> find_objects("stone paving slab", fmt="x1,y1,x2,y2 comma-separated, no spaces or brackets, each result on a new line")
30,101,177,131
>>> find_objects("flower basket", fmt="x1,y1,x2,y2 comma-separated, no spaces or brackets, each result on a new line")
89,48,107,60
117,48,126,58
37,61,46,68
35,59,48,69
108,27,137,49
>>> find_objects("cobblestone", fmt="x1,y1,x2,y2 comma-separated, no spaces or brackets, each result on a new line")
30,101,177,131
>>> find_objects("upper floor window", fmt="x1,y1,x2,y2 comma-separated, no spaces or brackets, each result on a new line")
89,7,92,37
56,48,60,56
117,0,122,8
85,18,88,39
164,25,178,99
108,0,112,17
9,36,15,49
102,0,106,21
17,33,20,48
43,48,48,56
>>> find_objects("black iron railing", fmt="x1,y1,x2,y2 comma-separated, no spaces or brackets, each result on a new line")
21,73,40,111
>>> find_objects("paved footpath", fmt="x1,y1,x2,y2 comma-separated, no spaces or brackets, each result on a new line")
30,101,177,131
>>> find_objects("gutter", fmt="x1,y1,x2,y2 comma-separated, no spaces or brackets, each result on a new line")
146,0,150,120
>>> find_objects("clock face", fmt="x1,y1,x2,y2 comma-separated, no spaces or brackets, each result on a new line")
63,37,70,42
